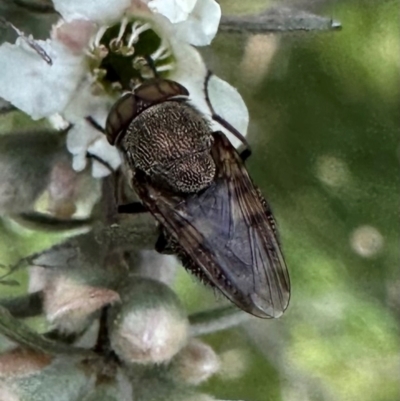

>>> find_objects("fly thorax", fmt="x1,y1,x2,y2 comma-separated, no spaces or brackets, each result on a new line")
121,100,215,193
162,151,216,193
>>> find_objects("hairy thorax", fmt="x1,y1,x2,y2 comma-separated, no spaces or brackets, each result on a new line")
120,100,216,193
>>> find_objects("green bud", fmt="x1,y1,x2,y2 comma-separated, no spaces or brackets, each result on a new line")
172,339,220,385
108,277,189,364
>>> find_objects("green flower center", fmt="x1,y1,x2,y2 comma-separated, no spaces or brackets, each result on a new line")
89,19,175,94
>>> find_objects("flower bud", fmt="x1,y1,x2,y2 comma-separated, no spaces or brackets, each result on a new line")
108,277,189,364
27,232,125,334
0,351,95,401
135,251,178,286
45,158,100,220
172,339,220,385
42,274,120,333
218,349,249,380
0,348,53,379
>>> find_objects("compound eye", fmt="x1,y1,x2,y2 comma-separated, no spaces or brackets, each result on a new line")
105,93,137,145
135,79,189,104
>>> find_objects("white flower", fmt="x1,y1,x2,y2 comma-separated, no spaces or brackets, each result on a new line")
178,0,222,46
0,0,248,178
53,0,221,45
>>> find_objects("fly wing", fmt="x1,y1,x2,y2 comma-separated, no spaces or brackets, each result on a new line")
136,131,290,318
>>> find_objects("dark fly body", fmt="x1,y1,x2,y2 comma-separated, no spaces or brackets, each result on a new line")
105,78,290,318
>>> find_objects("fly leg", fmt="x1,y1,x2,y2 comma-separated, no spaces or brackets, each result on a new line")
85,116,150,216
204,70,252,161
155,230,175,255
84,116,117,172
85,116,105,133
239,147,251,162
117,202,148,214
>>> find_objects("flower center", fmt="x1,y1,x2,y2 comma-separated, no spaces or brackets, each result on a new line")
88,18,174,94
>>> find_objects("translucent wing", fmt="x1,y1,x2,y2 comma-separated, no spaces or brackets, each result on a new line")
134,131,290,318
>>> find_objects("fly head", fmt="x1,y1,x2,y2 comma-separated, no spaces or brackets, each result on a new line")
106,79,216,194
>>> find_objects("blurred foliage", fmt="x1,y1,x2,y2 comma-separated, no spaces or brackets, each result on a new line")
0,0,399,401
182,0,400,400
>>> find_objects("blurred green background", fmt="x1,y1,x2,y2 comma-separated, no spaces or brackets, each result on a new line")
183,1,400,400
1,0,399,401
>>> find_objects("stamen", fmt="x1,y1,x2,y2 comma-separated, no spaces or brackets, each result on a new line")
140,69,154,79
132,56,147,70
120,46,135,57
84,49,97,59
117,17,129,42
89,44,109,60
129,78,143,89
157,49,171,61
127,21,141,46
93,25,108,48
90,82,106,96
96,44,109,59
151,42,171,61
111,82,123,91
109,37,122,52
93,68,107,79
127,22,151,47
155,63,174,72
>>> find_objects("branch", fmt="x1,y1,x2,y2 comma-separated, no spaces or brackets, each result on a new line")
0,292,43,318
0,306,95,357
12,0,56,14
189,305,250,337
10,213,93,232
220,7,342,34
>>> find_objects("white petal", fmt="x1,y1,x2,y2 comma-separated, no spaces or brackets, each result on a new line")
92,160,113,178
66,121,99,155
53,0,131,24
173,0,221,46
63,73,116,124
168,41,208,105
207,74,249,148
169,43,248,148
72,153,88,172
52,20,96,55
148,0,197,23
0,39,85,120
87,137,122,170
67,117,121,177
63,76,121,178
47,113,71,130
66,114,122,179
